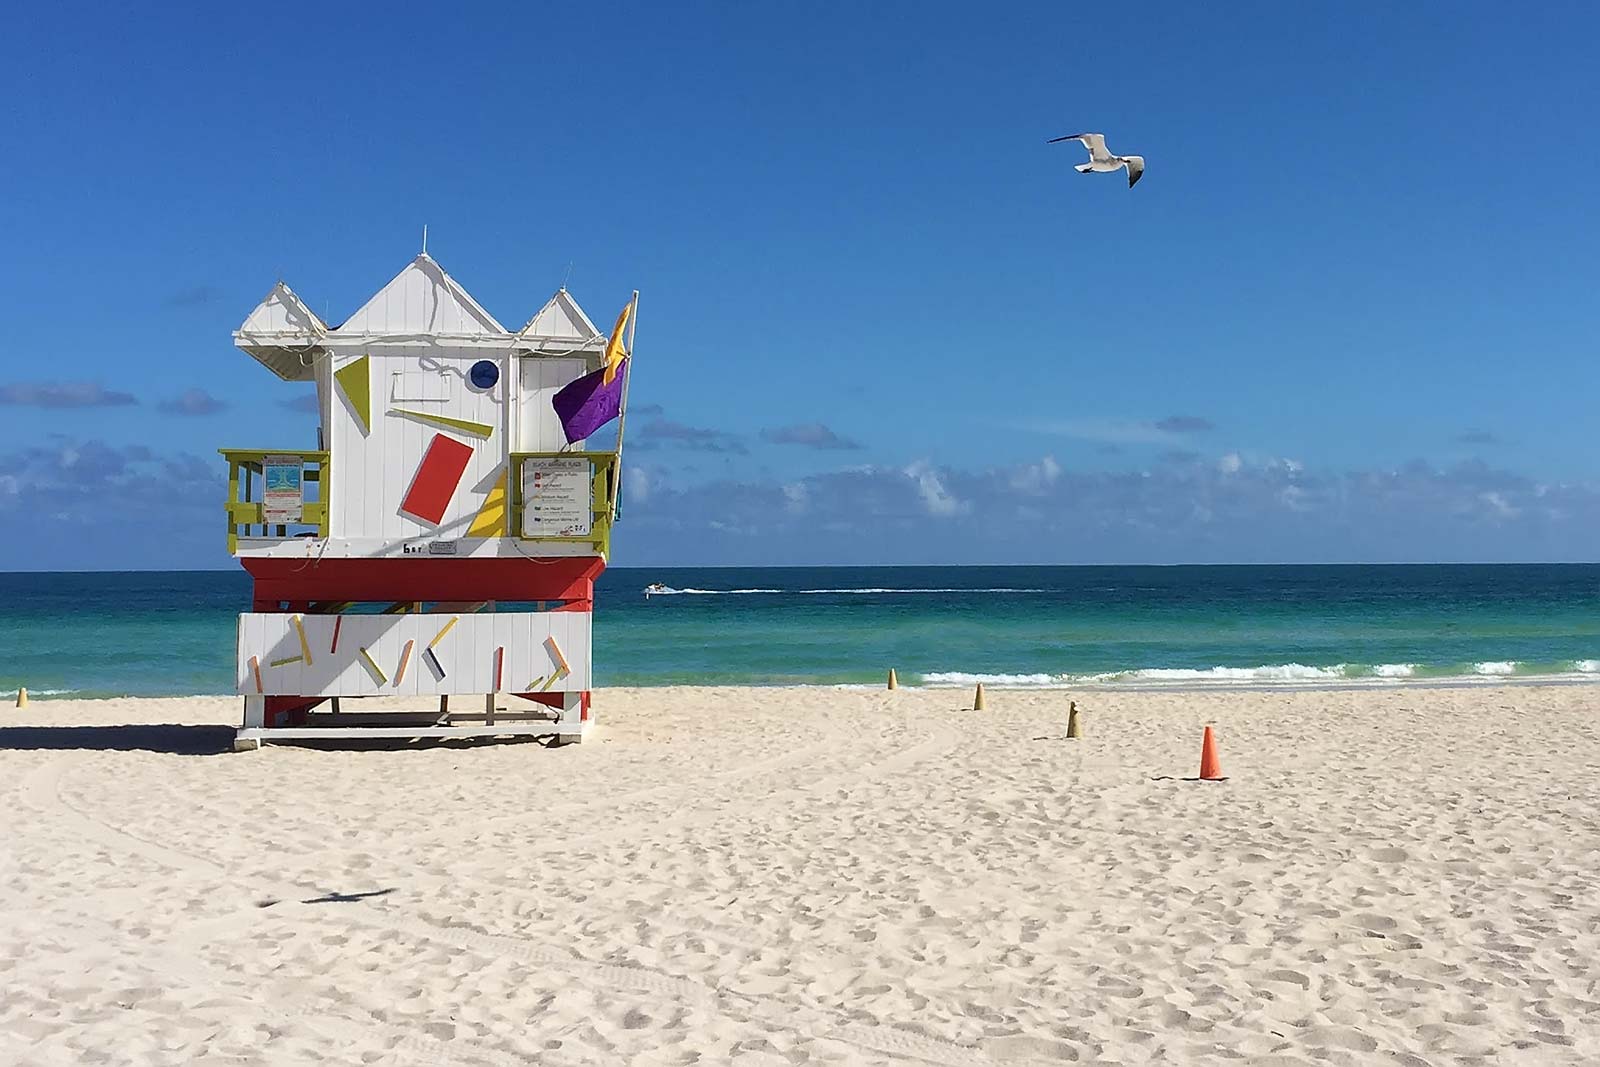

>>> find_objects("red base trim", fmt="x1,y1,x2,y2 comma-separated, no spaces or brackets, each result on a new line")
514,691,592,721
241,556,605,606
266,696,325,727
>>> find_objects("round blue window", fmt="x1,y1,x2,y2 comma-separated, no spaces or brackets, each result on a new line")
469,360,500,390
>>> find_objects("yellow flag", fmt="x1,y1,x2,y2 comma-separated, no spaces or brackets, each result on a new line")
602,301,631,385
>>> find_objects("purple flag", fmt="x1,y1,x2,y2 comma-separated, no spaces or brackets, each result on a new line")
552,357,628,443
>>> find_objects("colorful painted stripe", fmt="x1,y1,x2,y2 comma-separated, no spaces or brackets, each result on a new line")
423,646,445,678
390,407,495,438
544,635,570,675
358,647,387,684
428,616,458,649
395,639,415,686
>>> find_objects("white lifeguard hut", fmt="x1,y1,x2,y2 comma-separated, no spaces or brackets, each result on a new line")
224,252,636,748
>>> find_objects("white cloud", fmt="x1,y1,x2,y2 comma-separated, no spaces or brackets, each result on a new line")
1008,455,1062,494
605,452,1597,565
904,460,966,516
623,465,652,504
1480,491,1519,518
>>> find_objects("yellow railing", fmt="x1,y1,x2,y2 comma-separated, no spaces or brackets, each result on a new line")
509,451,618,558
220,449,616,557
220,449,329,553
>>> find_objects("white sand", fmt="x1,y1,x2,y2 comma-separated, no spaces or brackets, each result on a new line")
3,683,1600,1065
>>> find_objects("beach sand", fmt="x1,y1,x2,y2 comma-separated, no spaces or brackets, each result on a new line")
3,683,1599,1065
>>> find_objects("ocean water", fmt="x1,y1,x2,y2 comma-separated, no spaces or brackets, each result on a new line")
1,565,1598,698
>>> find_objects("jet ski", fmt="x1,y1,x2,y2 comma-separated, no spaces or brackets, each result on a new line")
643,582,669,598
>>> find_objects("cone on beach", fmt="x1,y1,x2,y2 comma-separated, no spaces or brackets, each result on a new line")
15,688,28,709
1198,725,1224,780
1066,700,1082,738
887,669,898,690
973,683,986,711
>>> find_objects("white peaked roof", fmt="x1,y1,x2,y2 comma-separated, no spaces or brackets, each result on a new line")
235,254,612,379
337,253,507,337
519,289,602,342
235,281,328,381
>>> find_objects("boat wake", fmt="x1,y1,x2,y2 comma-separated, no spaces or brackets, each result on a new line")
643,586,1049,597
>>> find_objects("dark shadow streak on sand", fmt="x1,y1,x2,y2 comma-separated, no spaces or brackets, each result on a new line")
0,724,235,755
0,726,556,755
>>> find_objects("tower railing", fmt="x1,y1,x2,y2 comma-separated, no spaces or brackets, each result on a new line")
509,451,618,558
219,449,618,558
220,449,329,552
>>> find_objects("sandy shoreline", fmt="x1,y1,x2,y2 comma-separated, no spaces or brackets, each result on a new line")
4,683,1599,1064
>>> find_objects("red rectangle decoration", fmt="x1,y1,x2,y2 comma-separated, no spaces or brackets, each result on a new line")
400,434,474,525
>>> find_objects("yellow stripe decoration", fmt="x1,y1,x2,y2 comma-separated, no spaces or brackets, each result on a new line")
269,654,304,668
358,647,387,684
334,355,372,434
389,407,494,438
466,470,508,537
428,616,459,649
293,615,313,666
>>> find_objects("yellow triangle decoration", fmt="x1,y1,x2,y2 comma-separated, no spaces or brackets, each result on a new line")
390,407,494,438
334,356,372,434
467,470,508,537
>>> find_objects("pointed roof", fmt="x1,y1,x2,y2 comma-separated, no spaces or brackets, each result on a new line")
335,253,507,337
519,288,602,342
234,254,621,378
234,280,327,381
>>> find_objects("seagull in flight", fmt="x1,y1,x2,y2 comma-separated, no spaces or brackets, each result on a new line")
1049,132,1144,188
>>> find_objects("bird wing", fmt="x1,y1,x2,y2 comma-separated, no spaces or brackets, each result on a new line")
1123,155,1144,188
1048,132,1110,160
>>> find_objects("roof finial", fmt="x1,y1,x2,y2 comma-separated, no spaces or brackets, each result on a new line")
421,224,428,256
560,261,573,292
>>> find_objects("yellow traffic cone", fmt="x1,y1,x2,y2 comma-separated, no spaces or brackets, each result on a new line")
887,669,898,690
1066,700,1082,739
973,683,986,711
15,687,28,709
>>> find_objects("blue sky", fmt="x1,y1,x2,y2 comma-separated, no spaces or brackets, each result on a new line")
2,2,1597,568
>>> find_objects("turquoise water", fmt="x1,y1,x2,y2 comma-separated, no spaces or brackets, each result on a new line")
1,565,1598,697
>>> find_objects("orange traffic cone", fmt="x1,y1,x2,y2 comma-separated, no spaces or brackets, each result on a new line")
1198,725,1224,780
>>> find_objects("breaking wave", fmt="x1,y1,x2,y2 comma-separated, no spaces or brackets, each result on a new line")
906,660,1600,688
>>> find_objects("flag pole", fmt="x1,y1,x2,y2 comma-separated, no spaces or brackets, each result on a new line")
609,290,640,523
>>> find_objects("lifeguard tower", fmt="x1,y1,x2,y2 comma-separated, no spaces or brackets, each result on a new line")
224,252,636,748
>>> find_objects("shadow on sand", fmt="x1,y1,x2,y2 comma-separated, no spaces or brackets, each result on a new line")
0,725,560,755
0,724,237,755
